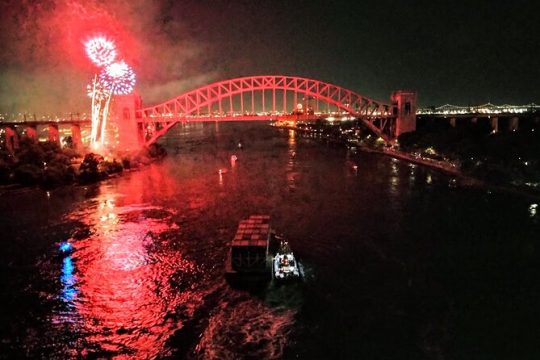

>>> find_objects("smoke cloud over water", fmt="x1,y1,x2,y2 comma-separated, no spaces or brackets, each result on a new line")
0,0,218,115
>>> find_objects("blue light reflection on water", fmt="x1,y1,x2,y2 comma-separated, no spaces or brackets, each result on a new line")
59,242,73,253
61,256,77,304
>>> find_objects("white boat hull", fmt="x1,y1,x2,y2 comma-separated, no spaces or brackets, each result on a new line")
273,252,301,281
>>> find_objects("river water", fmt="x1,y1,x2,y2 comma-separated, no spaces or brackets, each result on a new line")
0,122,539,359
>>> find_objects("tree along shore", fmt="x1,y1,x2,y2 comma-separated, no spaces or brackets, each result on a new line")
0,139,167,189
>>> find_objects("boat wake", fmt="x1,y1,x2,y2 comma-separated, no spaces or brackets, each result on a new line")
193,288,296,359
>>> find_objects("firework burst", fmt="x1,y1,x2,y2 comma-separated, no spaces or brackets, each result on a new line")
99,61,136,95
84,35,137,149
86,81,110,101
84,36,117,67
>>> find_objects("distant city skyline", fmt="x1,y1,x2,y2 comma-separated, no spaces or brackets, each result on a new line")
1,0,539,113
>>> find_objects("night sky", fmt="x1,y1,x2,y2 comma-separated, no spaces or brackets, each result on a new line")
1,0,539,114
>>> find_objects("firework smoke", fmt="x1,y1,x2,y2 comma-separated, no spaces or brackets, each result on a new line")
0,0,214,116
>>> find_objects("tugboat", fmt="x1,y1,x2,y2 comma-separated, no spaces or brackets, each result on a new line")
273,239,301,282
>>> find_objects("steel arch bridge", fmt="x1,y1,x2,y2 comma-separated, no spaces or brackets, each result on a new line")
136,75,396,145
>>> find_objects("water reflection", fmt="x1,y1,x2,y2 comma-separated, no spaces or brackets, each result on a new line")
53,181,188,358
389,160,399,193
409,163,417,184
97,198,119,231
5,122,538,359
60,256,77,304
287,130,297,189
59,242,73,253
218,169,224,186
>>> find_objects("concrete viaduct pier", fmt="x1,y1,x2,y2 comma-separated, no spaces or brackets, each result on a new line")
0,119,89,153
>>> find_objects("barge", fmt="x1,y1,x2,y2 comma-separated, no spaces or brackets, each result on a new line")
225,215,272,282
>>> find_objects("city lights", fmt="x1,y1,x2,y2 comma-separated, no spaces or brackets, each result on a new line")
417,103,540,116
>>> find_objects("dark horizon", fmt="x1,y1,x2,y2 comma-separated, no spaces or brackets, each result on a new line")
1,0,539,114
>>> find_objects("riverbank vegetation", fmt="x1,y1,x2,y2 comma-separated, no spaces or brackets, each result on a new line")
398,120,540,188
0,139,167,188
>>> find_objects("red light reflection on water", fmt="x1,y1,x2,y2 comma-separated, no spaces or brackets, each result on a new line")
60,177,197,358
51,149,298,358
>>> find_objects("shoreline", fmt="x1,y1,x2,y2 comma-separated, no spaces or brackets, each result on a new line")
0,140,167,193
276,124,540,201
364,146,540,201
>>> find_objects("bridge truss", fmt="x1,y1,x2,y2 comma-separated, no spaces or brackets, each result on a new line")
136,75,395,145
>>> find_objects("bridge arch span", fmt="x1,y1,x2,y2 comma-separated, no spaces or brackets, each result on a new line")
136,75,395,145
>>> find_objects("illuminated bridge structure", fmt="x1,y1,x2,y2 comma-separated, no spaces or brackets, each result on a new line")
1,76,418,151
417,103,540,131
134,76,417,146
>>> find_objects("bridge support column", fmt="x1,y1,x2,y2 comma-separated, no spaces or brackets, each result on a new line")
48,124,60,144
112,93,143,151
25,125,38,141
509,116,519,131
471,117,478,124
449,117,456,127
490,117,499,133
391,90,417,137
137,123,145,145
71,124,82,150
3,126,19,152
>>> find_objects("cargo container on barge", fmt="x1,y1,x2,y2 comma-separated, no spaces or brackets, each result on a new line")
225,215,272,282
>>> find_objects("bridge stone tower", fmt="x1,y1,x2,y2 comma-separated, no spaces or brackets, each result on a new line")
112,93,143,151
391,90,417,137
